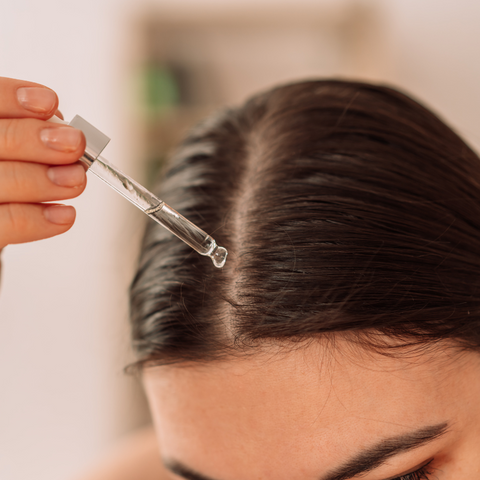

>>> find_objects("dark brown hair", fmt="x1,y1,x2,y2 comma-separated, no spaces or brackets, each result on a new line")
130,79,480,366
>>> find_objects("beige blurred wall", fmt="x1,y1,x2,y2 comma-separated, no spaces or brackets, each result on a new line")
1,1,480,480
384,0,480,153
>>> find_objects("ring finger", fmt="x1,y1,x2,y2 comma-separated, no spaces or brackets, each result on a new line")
0,161,87,204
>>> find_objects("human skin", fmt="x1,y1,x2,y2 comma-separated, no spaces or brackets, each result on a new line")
143,340,480,480
0,76,86,252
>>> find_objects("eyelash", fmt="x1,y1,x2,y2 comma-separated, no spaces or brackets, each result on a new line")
394,463,433,480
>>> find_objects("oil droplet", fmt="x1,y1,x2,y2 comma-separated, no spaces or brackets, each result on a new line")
209,245,228,268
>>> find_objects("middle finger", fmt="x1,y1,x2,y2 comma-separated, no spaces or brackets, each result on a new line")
0,118,86,164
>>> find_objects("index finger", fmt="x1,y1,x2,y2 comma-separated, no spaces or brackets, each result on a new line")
0,76,59,119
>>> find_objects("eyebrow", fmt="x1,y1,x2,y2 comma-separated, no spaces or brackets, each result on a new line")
163,422,449,480
320,422,449,480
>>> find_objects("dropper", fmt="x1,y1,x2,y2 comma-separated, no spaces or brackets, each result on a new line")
48,115,227,268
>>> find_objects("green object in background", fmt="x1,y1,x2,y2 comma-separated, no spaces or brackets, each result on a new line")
143,63,180,113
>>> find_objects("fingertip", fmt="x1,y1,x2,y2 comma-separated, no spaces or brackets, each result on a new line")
71,129,87,165
68,128,87,161
16,86,59,117
66,175,88,199
43,204,76,226
43,128,87,166
78,129,87,156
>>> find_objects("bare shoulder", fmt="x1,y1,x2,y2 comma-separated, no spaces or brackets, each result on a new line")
75,426,169,480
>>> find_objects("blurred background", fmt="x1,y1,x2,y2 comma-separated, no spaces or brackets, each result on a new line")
1,0,480,479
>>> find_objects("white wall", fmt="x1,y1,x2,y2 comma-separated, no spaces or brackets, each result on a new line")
1,1,480,480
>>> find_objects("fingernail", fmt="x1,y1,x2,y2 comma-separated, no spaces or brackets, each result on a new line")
17,87,57,114
47,164,86,187
44,205,76,225
40,127,83,152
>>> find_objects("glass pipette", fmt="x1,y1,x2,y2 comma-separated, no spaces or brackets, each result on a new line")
48,115,227,268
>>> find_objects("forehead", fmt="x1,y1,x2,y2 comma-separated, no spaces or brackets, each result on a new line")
143,342,466,480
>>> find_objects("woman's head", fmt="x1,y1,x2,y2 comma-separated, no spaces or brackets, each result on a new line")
130,79,480,479
130,79,480,364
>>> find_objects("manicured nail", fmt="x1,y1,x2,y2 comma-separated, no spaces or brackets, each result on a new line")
47,164,86,187
40,127,83,152
44,205,76,225
17,87,57,114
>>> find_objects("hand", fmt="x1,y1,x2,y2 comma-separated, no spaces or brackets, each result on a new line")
0,77,87,251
